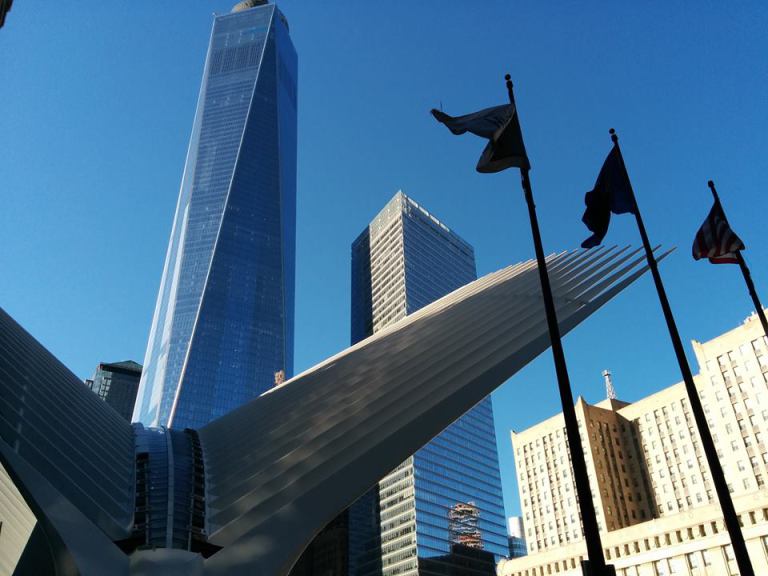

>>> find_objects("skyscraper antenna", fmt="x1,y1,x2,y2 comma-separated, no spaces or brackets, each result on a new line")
603,369,616,400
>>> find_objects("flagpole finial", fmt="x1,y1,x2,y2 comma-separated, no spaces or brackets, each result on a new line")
708,179,719,201
505,74,515,104
609,128,618,144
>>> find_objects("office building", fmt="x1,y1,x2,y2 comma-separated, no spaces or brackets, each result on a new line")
85,360,142,421
499,310,768,576
347,191,509,575
0,246,646,574
133,0,297,430
508,517,527,558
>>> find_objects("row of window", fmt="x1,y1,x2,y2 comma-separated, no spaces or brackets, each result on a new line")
508,523,768,576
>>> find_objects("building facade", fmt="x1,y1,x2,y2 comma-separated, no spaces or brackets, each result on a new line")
85,360,142,421
499,311,768,576
133,0,297,430
348,191,509,575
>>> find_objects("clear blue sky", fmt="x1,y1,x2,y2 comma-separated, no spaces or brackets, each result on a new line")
2,2,767,520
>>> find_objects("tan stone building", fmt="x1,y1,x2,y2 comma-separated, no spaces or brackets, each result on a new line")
499,311,768,576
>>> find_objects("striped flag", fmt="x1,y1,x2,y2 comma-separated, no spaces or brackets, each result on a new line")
692,200,745,264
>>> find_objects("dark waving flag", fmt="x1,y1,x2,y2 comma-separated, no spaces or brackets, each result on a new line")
431,104,530,173
581,146,637,248
693,200,745,264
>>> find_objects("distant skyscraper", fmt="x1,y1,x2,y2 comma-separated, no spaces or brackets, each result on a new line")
85,360,142,421
507,517,527,558
349,191,508,575
133,0,297,429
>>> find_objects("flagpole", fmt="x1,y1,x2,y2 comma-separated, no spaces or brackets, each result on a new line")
708,180,768,340
611,130,755,576
506,75,612,576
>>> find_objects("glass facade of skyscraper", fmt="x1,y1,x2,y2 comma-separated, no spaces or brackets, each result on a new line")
349,192,508,575
133,2,297,430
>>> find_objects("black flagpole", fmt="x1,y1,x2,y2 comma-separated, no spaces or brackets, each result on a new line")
506,75,612,576
611,130,755,576
708,180,768,340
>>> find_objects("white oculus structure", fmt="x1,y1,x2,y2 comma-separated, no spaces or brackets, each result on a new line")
0,246,665,575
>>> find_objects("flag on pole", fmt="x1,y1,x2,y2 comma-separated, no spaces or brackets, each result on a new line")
431,104,530,173
692,200,745,264
581,146,637,248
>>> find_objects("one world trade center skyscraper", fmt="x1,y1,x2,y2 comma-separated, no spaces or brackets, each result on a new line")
133,0,297,430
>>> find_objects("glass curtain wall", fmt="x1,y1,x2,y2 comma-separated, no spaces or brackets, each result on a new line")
349,192,508,576
133,3,296,430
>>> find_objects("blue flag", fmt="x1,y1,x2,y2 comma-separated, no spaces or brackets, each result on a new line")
581,146,636,248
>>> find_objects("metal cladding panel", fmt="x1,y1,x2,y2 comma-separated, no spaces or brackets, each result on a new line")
0,306,135,538
198,246,666,575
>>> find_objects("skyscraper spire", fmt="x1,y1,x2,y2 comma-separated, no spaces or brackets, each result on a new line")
603,369,616,400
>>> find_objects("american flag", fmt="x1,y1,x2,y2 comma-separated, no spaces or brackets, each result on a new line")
692,200,745,264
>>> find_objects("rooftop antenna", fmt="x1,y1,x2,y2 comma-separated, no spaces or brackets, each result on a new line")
603,369,616,400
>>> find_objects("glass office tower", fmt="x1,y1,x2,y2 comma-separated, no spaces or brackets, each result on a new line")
133,1,297,430
349,192,508,576
85,360,142,422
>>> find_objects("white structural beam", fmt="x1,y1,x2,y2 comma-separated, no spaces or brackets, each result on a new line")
199,247,664,575
0,248,664,575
